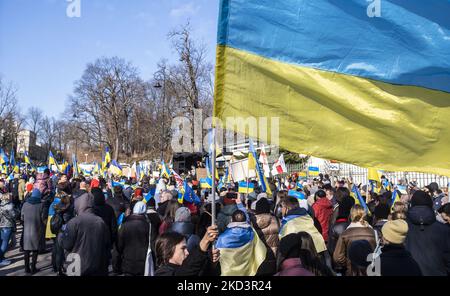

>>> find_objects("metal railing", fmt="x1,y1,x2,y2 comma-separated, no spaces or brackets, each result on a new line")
285,160,449,188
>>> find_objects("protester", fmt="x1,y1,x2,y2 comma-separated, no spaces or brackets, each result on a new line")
279,197,327,257
347,240,372,276
107,185,130,219
275,233,314,276
333,204,376,276
116,201,151,275
0,192,18,266
372,203,390,237
425,182,446,212
21,189,45,274
159,199,181,234
405,190,450,276
59,192,111,276
92,187,118,245
312,190,333,242
251,197,279,256
156,190,173,217
327,189,355,256
437,203,450,224
170,207,200,252
217,193,238,233
50,189,74,275
379,219,422,276
155,225,219,276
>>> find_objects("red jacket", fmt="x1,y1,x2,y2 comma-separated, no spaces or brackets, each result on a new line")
312,198,333,242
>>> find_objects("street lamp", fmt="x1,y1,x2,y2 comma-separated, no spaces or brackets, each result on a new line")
72,113,79,159
154,74,166,162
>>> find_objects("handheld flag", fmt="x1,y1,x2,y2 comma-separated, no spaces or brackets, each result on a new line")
143,188,156,204
368,168,382,193
48,151,60,172
0,148,8,165
102,147,111,170
238,180,254,194
117,212,125,227
109,160,123,176
200,177,213,189
160,161,171,179
249,139,271,195
390,190,401,212
179,181,201,205
72,153,79,177
271,154,287,176
308,166,320,177
24,151,32,165
258,145,270,178
351,184,370,214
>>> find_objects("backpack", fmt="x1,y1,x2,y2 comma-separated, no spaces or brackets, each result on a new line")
50,212,64,234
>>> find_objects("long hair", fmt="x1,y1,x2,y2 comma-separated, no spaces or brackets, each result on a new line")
297,232,334,276
155,232,186,266
350,204,369,226
163,199,181,223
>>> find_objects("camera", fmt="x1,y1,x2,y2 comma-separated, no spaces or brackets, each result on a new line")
226,192,238,199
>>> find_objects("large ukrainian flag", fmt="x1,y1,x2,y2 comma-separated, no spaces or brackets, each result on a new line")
214,0,450,176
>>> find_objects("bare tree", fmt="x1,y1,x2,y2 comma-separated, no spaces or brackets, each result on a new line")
26,107,44,135
0,77,22,151
70,57,147,160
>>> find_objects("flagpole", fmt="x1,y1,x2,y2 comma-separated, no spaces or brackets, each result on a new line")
211,128,217,227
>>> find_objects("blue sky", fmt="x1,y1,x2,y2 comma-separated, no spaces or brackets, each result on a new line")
0,0,219,118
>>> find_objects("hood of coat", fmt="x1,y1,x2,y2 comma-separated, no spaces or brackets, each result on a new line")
407,205,436,225
171,221,195,236
221,204,238,216
74,193,95,215
256,213,273,229
286,207,308,217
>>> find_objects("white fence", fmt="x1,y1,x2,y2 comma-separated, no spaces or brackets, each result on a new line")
285,161,450,188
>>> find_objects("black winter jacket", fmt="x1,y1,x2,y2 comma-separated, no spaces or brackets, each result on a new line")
405,205,450,276
116,214,150,275
380,244,422,276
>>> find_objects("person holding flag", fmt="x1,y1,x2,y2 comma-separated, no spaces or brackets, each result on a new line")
279,196,327,256
216,196,271,276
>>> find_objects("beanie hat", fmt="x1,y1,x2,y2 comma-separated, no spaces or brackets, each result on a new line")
348,240,373,268
255,198,271,215
175,207,191,222
381,219,408,244
410,190,433,208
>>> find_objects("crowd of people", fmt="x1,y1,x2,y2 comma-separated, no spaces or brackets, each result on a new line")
0,168,449,276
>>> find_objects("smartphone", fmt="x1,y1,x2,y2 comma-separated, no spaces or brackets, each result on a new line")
226,192,238,199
